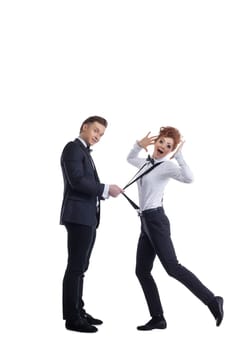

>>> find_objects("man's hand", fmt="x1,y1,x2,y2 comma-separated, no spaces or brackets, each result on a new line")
109,185,123,197
137,132,157,152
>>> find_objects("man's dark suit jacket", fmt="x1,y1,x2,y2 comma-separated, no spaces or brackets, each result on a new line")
60,138,105,227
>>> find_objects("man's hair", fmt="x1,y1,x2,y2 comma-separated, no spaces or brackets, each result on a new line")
156,126,181,150
80,116,108,133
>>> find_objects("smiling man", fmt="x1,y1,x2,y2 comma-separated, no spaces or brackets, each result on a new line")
60,116,122,333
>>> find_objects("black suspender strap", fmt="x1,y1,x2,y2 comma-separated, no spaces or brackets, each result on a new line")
122,161,163,212
123,161,162,190
121,192,140,210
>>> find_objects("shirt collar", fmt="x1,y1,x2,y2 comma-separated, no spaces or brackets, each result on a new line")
78,136,88,148
151,154,170,163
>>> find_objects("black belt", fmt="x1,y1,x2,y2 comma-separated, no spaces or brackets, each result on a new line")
141,207,163,216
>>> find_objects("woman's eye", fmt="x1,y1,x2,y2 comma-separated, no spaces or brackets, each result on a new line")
167,145,171,149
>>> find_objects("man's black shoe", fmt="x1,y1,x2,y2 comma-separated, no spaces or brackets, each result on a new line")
208,296,224,326
65,318,98,333
82,312,103,325
137,315,167,331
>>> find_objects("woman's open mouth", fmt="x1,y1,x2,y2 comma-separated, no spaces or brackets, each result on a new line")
158,148,164,155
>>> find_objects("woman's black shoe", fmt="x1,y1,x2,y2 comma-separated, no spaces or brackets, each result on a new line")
137,315,167,331
208,296,224,326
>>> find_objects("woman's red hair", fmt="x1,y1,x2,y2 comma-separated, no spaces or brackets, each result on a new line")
157,126,181,151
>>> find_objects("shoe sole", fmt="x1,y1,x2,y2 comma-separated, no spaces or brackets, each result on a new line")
137,323,167,331
216,297,224,326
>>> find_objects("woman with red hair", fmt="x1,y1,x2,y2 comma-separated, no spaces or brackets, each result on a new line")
127,126,223,330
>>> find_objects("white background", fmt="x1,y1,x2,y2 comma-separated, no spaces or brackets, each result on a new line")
0,1,232,349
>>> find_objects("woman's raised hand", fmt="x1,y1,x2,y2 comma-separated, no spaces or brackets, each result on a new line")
170,140,185,159
137,132,157,152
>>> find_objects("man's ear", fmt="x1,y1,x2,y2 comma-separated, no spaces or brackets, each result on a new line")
82,124,89,133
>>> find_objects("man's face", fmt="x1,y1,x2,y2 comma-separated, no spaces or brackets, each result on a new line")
153,137,174,159
81,121,106,146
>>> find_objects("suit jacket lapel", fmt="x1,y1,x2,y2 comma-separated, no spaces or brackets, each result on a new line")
74,138,100,182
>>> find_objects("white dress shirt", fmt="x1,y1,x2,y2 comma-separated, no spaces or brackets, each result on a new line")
127,143,194,211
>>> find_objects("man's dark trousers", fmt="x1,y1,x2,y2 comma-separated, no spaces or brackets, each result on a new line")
63,222,96,320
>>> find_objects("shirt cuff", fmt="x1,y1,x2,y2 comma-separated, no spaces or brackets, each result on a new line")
102,184,110,199
135,141,143,149
174,150,185,165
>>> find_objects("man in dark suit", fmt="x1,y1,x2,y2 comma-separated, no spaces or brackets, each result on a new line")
60,116,122,332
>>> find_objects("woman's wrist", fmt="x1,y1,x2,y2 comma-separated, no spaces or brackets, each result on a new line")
137,140,143,148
